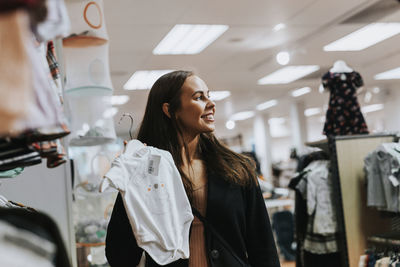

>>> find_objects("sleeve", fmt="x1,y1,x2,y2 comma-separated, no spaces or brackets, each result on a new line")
102,156,129,192
352,71,364,88
105,193,143,267
245,181,280,267
321,72,331,91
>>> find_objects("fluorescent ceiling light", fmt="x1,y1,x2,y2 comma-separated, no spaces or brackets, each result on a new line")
304,107,322,117
361,104,384,114
372,87,380,94
209,91,231,101
225,120,235,130
230,111,255,121
291,87,311,97
123,70,173,90
256,99,278,111
374,67,400,80
258,65,320,85
111,95,130,106
268,117,286,124
273,23,286,32
324,23,400,51
153,24,228,55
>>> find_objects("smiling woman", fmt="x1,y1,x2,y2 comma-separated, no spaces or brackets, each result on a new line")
105,70,280,267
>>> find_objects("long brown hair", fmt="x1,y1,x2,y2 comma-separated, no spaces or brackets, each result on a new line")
137,71,257,198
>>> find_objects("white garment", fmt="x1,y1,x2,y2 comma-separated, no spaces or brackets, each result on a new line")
304,160,337,235
100,140,193,265
35,0,70,42
15,37,65,131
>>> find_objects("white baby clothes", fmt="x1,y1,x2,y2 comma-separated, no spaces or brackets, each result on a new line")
100,140,193,265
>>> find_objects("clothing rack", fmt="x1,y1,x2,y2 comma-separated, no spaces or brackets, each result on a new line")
368,232,400,246
328,134,399,267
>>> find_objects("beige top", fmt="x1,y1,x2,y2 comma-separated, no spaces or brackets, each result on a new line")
189,182,210,267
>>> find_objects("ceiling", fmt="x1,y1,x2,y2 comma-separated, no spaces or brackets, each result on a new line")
102,0,400,137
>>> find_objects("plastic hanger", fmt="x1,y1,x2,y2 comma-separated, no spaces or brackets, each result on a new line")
118,113,134,140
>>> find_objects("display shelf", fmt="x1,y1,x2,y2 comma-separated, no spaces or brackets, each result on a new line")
63,36,108,48
76,242,105,248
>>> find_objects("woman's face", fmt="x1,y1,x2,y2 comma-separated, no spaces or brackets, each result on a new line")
174,75,216,138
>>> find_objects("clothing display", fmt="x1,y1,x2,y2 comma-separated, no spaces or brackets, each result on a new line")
34,0,70,42
289,150,341,267
100,139,194,265
365,143,400,212
322,70,369,136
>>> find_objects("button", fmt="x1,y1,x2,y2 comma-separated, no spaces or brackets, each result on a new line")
210,249,219,259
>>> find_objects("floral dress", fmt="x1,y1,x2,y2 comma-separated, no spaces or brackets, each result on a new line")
322,71,369,137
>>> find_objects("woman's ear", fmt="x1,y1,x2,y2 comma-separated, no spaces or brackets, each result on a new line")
162,103,171,118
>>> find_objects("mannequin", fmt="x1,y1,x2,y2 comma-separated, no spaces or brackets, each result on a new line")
319,60,354,93
329,60,353,73
320,61,368,136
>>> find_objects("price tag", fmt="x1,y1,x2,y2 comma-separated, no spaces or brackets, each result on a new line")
148,155,161,176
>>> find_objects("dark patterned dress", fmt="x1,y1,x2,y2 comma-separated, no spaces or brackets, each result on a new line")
322,71,369,136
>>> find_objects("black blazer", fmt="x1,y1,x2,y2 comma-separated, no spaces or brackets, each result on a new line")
105,170,280,267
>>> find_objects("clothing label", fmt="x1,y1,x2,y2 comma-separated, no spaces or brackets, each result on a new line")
388,175,400,187
148,155,161,176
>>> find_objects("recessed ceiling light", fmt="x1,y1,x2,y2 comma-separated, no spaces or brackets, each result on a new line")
273,23,286,32
256,99,278,111
225,120,235,130
361,104,384,113
291,87,311,97
123,70,173,90
374,67,400,80
209,91,231,101
323,23,400,51
111,95,130,106
304,107,322,117
258,65,320,85
372,87,381,94
276,51,290,65
230,111,255,121
364,92,372,103
153,24,229,55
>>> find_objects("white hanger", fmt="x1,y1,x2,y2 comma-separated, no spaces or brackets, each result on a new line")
330,60,353,73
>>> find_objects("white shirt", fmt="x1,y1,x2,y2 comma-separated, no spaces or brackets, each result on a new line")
100,140,193,265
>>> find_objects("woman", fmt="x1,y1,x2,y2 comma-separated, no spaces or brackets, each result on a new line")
105,71,280,267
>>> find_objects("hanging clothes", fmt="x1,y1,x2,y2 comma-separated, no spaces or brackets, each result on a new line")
33,0,70,43
0,10,31,134
322,71,369,137
289,150,341,267
365,143,400,212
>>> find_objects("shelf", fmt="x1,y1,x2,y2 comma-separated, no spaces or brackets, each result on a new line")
76,242,105,248
63,36,108,48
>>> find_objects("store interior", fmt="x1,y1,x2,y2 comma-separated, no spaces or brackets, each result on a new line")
1,0,400,266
